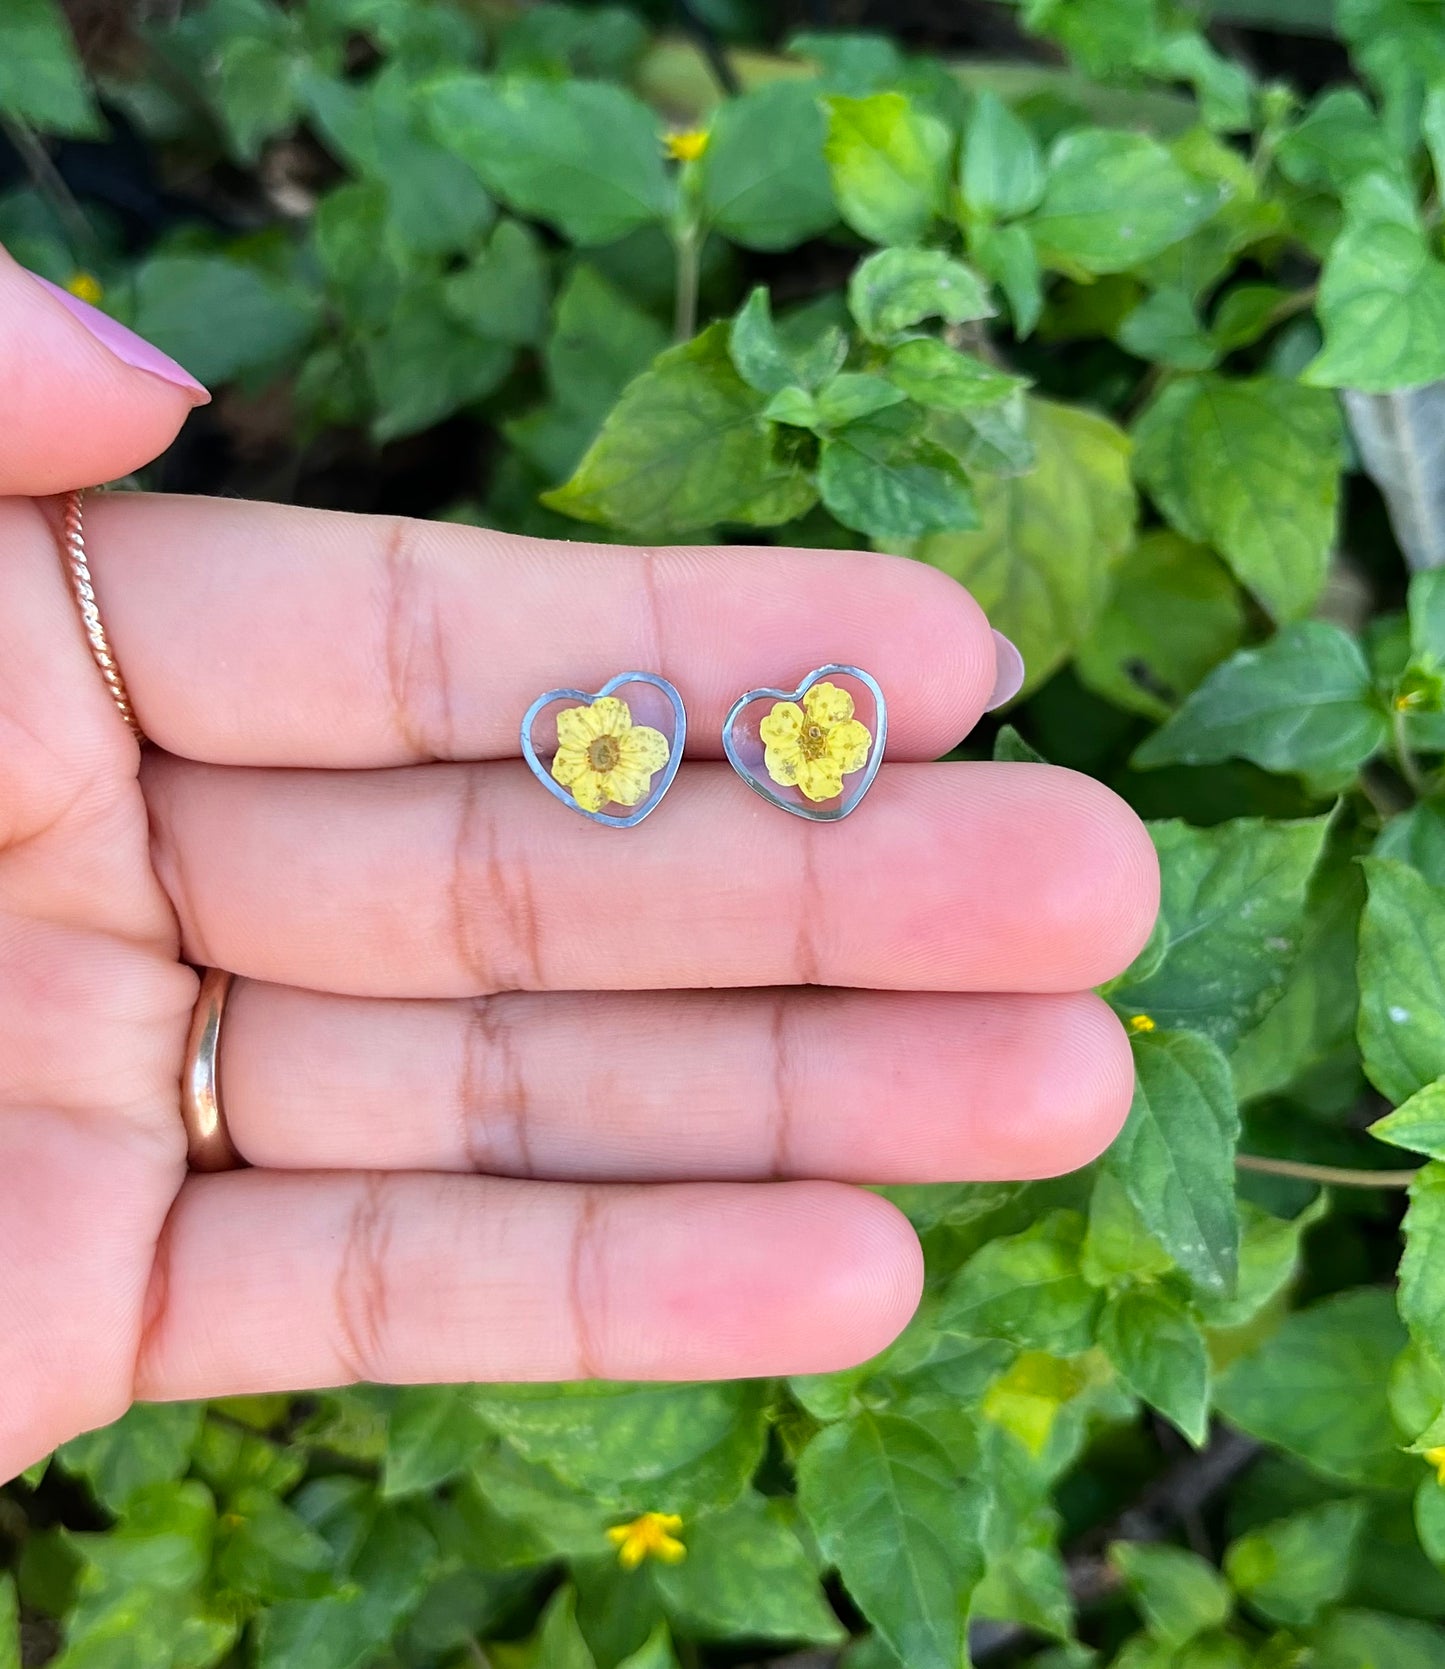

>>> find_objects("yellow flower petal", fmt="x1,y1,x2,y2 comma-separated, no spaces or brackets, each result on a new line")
798,756,845,802
664,128,709,162
759,701,804,747
619,724,670,776
550,743,590,787
569,769,608,812
764,744,802,787
803,681,855,725
556,703,604,748
606,1525,631,1546
618,1537,646,1570
590,696,632,736
603,766,652,808
655,1537,687,1564
827,717,872,775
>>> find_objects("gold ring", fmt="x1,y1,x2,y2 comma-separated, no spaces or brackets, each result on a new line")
181,968,245,1172
56,488,144,741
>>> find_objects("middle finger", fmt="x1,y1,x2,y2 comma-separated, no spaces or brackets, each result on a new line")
144,758,1158,997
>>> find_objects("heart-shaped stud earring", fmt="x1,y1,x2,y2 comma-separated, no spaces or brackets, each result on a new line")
521,672,686,828
723,664,887,822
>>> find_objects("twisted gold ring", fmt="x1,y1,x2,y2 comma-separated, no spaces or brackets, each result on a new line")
56,488,145,741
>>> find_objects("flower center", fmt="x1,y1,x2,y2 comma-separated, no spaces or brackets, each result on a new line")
799,721,829,761
588,734,622,772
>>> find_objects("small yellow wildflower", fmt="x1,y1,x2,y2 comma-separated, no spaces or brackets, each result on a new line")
760,681,872,803
1424,1445,1445,1485
1397,690,1425,711
1128,1014,1157,1034
664,128,709,162
606,1511,686,1570
66,271,104,305
550,695,669,813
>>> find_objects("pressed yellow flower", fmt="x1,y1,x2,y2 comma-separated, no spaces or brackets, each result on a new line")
1425,1445,1445,1485
606,1511,686,1570
760,681,872,804
66,270,103,305
1128,1014,1157,1034
550,695,669,813
664,128,709,162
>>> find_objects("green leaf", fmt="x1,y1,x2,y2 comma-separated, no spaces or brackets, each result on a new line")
306,67,494,257
0,0,99,134
1132,373,1343,622
1215,1289,1415,1488
1412,569,1445,666
909,397,1135,693
1226,1499,1369,1627
993,724,1046,765
471,1379,767,1515
1376,797,1445,888
818,408,978,542
1083,1170,1175,1287
814,373,906,427
58,1403,203,1513
961,90,1044,221
214,1488,339,1603
1403,1162,1445,1372
1099,1287,1210,1445
652,1493,844,1645
383,1386,495,1497
1310,1608,1445,1669
493,4,646,79
1133,624,1386,779
615,1625,680,1669
1304,183,1445,394
973,220,1045,336
729,287,846,398
699,80,836,251
847,246,994,344
884,338,1025,411
1358,859,1445,1105
797,1412,986,1669
1028,130,1220,276
1197,1196,1326,1331
1117,290,1218,372
823,93,953,246
444,219,550,347
1076,531,1244,722
127,254,318,388
937,1211,1100,1354
0,1575,18,1669
1373,1078,1445,1160
507,1587,597,1669
544,322,815,536
364,286,513,442
425,75,672,245
1110,1542,1231,1647
1110,815,1330,1052
212,27,309,161
1103,1029,1240,1297
1276,88,1404,196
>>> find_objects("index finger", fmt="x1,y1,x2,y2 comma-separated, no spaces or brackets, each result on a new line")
69,492,1001,767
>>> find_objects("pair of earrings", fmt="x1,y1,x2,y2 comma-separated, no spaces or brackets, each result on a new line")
521,664,887,829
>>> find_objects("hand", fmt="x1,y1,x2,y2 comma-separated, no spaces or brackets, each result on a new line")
0,246,1158,1482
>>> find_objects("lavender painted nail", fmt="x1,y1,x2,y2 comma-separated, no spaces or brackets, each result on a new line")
28,272,210,401
986,629,1025,711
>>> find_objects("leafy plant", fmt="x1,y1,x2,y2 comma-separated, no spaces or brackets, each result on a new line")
8,0,1445,1665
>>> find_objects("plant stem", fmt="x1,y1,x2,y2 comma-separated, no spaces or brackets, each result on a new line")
1392,704,1432,799
1235,1152,1418,1189
673,223,701,342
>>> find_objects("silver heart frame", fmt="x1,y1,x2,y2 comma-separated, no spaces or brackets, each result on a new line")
521,671,686,829
722,663,887,823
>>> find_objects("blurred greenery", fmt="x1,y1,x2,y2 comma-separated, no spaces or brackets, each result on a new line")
8,0,1445,1664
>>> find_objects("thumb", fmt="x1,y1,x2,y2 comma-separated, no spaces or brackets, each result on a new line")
1,243,209,497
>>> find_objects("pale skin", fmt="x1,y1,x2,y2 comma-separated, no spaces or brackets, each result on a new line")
0,246,1160,1483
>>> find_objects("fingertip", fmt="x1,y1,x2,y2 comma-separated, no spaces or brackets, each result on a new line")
1003,992,1137,1178
0,246,206,495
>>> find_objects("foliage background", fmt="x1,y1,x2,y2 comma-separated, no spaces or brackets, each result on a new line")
7,0,1445,1665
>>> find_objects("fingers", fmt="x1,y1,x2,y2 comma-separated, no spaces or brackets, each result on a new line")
222,983,1132,1183
0,246,207,495
78,491,997,765
144,759,1160,997
133,1172,924,1398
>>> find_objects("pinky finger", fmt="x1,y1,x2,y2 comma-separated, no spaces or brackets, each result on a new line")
133,1172,923,1399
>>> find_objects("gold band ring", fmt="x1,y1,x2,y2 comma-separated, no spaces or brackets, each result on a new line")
181,968,246,1172
56,488,145,741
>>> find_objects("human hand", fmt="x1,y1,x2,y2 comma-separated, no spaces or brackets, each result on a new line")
0,246,1158,1483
